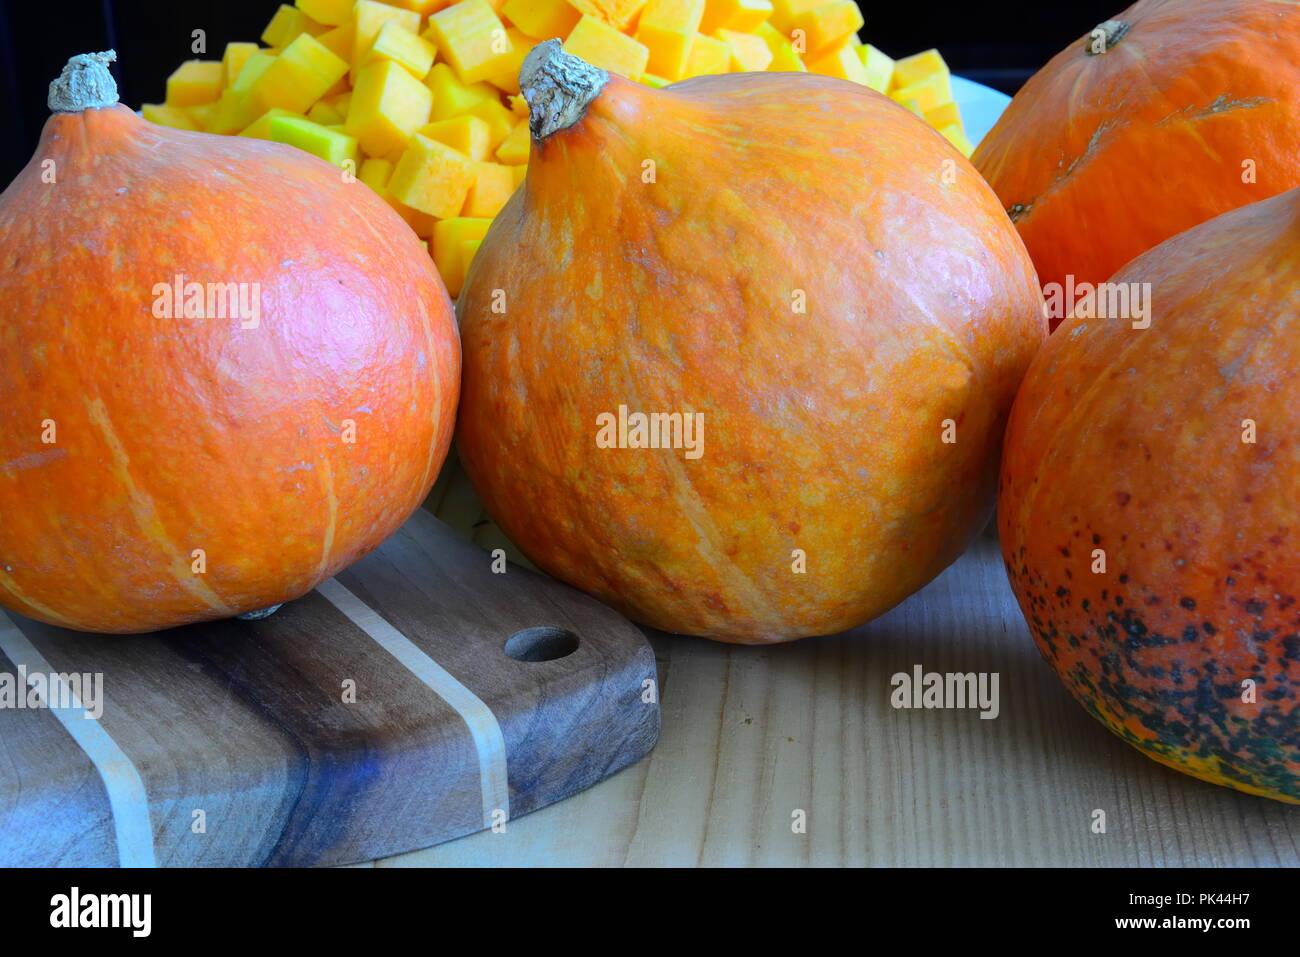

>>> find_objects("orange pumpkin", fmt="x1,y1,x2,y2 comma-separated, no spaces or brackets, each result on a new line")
0,52,460,634
999,187,1300,803
456,42,1045,643
973,0,1300,329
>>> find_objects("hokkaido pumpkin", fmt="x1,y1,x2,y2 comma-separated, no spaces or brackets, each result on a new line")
999,187,1300,803
456,42,1045,643
0,52,460,634
973,0,1300,329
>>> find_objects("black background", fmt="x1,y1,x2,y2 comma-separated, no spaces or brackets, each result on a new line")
0,0,1120,182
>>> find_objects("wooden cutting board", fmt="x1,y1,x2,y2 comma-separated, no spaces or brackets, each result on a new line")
0,508,660,867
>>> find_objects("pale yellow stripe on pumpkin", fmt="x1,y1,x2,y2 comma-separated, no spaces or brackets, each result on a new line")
315,454,338,582
414,294,444,498
84,398,235,616
0,567,80,628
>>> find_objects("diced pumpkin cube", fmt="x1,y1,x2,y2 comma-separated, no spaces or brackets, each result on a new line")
250,33,349,114
316,23,355,60
424,0,515,85
508,93,529,118
239,108,305,140
324,90,353,116
353,0,422,76
270,115,360,167
420,115,494,160
186,102,218,130
510,163,528,188
570,0,649,30
699,0,772,33
462,161,516,217
681,33,730,77
767,0,821,32
715,29,772,71
494,120,530,164
231,52,277,95
502,0,581,40
307,99,345,125
460,239,482,290
923,100,962,131
142,103,199,131
485,28,537,95
755,22,805,71
635,0,704,80
937,122,972,157
221,43,260,88
790,1,862,59
426,62,501,120
857,43,893,93
166,60,223,107
889,71,951,112
295,0,353,27
639,72,673,87
262,4,325,48
565,15,649,78
466,98,515,149
806,39,868,84
389,134,476,218
207,89,255,134
359,156,395,192
367,21,438,80
894,96,923,118
433,217,492,296
347,59,434,157
891,48,948,90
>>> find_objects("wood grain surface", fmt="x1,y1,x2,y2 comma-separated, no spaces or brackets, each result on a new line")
363,466,1300,867
0,508,659,867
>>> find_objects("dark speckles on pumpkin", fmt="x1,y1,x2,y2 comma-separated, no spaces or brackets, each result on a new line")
1058,546,1071,557
1203,621,1216,635
1092,534,1101,545
1245,598,1268,615
1180,596,1196,610
1283,635,1300,661
1116,491,1131,506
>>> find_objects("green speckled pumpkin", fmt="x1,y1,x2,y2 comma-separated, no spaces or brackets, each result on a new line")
999,187,1300,803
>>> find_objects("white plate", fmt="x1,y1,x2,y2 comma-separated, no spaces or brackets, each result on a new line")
951,75,1012,148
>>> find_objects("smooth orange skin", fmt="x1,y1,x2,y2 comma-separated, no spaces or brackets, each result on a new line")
457,71,1044,643
999,188,1300,803
974,0,1300,327
0,105,460,634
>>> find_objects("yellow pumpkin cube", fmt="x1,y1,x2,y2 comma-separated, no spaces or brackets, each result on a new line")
508,93,529,118
433,217,492,296
270,115,360,167
389,134,477,218
767,0,821,32
463,161,516,217
424,0,516,85
460,239,482,289
937,123,972,157
353,0,422,76
510,163,528,188
806,39,868,84
755,22,805,71
565,15,650,79
239,107,305,140
296,0,353,27
486,28,538,94
316,22,354,60
262,4,325,48
250,34,349,114
359,156,395,192
388,0,455,14
207,90,253,134
325,90,353,116
307,99,345,125
715,29,772,71
494,120,531,164
791,1,862,59
923,100,962,131
699,0,772,33
142,103,199,131
364,20,438,78
420,115,495,160
681,33,730,77
639,72,673,87
889,71,951,113
221,43,260,88
347,60,434,157
635,0,704,81
502,0,581,40
857,43,893,93
572,0,649,30
467,98,515,149
186,102,218,130
426,63,501,120
165,60,223,107
891,48,948,90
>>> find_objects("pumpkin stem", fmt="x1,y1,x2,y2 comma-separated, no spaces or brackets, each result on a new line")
49,50,119,113
519,39,608,141
1084,20,1131,55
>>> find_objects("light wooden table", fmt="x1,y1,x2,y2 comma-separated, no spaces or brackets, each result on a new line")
353,463,1300,867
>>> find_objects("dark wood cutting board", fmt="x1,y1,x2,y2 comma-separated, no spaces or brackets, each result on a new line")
0,509,660,867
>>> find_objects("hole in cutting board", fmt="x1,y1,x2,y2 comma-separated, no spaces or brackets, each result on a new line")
504,626,580,662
